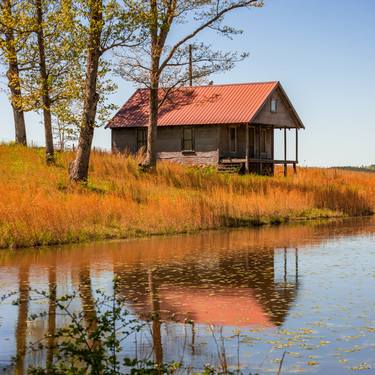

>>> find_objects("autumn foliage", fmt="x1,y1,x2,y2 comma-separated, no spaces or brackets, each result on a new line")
0,144,374,248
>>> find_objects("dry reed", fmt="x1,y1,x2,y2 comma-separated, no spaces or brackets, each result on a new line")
0,144,374,249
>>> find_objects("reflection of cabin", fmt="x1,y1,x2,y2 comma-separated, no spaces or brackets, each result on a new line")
114,247,299,367
115,247,299,328
107,81,305,176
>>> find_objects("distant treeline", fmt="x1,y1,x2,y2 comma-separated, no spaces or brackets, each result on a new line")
332,165,375,173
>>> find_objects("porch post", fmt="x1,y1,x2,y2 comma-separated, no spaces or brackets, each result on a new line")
258,125,262,175
295,128,299,163
271,127,275,176
293,128,298,174
245,124,249,173
284,127,287,177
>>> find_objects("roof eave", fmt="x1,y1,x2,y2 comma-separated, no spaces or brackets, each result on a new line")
105,88,143,130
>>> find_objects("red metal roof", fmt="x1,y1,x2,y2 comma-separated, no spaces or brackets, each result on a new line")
107,81,288,128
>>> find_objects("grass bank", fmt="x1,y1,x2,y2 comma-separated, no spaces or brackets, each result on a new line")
0,144,374,249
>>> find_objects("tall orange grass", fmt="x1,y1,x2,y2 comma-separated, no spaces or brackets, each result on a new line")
0,144,374,248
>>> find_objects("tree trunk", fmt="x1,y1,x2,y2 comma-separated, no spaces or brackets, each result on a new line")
69,0,103,182
3,0,27,146
36,0,54,164
144,8,160,170
145,84,158,169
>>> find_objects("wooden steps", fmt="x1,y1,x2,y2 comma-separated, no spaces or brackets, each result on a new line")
218,162,243,173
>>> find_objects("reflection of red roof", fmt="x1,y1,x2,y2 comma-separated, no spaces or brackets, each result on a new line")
134,287,274,328
107,82,279,128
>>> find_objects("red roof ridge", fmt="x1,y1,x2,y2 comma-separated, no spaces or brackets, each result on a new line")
133,81,279,91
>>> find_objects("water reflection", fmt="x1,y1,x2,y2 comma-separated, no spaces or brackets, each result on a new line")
115,248,299,328
46,266,56,370
114,246,300,367
1,217,375,373
15,266,29,375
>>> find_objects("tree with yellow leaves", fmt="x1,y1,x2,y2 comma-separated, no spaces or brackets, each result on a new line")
0,0,29,145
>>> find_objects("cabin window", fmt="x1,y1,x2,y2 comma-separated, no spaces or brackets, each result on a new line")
182,127,195,152
229,127,237,153
270,98,278,113
260,129,267,153
136,128,147,151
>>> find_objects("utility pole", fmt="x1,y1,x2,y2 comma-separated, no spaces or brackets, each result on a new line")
189,44,193,86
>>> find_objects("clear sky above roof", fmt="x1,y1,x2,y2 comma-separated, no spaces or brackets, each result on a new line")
1,0,374,167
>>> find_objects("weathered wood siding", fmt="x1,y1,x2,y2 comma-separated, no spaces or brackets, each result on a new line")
157,126,219,165
112,128,137,153
253,88,299,128
219,125,273,159
112,126,219,165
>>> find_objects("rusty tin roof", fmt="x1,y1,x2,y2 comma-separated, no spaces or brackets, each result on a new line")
107,81,304,128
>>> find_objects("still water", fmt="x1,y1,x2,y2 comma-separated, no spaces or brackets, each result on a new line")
1,218,375,374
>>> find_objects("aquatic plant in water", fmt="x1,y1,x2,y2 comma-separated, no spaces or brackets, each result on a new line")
6,277,182,374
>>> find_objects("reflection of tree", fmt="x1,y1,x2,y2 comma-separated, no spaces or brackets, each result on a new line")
15,265,29,375
79,267,99,349
46,266,57,369
112,265,165,365
148,269,163,366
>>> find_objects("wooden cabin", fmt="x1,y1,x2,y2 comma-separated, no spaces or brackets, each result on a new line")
106,81,305,175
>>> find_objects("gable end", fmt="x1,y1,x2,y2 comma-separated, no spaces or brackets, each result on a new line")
251,83,304,129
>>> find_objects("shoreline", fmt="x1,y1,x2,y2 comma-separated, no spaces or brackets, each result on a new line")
2,211,373,251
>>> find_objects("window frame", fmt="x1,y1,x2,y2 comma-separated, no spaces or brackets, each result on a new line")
270,98,278,113
181,127,195,152
229,126,237,153
136,128,147,151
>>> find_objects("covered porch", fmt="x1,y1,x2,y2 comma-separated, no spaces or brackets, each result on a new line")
219,124,300,176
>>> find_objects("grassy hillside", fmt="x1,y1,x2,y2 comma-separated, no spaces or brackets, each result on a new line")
0,144,374,249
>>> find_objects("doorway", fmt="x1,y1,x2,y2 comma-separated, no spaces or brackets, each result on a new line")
248,127,255,158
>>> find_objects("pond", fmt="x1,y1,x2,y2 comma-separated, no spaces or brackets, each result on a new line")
1,218,375,374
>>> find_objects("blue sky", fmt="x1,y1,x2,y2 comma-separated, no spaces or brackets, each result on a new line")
1,0,374,166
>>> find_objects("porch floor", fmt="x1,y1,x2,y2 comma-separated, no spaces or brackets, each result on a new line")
220,158,298,165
